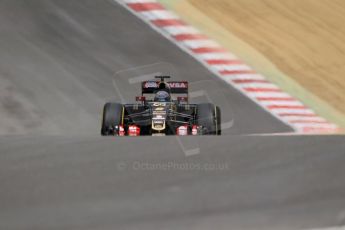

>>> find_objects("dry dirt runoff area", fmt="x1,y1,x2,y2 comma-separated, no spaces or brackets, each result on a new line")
160,0,345,128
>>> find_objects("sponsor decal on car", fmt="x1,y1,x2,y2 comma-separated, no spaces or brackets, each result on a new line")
168,82,187,88
143,81,187,89
144,81,158,88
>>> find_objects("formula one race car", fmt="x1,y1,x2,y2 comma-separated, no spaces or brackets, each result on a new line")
101,76,221,136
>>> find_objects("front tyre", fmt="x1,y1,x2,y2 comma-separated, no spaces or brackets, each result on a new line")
196,103,221,135
101,102,124,136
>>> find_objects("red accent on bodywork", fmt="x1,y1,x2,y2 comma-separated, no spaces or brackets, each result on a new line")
176,125,188,136
128,125,140,136
192,125,198,135
119,125,125,136
136,96,146,102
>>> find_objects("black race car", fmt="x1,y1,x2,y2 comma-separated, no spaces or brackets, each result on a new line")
101,76,221,136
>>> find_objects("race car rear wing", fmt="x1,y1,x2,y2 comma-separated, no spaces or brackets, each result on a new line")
141,81,188,95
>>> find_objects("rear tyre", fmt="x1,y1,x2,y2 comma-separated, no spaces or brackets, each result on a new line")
196,103,221,135
101,102,124,136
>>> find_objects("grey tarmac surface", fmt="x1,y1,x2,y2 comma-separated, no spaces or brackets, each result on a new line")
0,0,291,135
0,0,344,230
1,135,345,230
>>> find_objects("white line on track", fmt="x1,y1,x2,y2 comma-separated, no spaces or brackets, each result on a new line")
128,72,162,84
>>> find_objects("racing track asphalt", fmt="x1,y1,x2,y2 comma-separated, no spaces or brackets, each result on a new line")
1,135,345,230
0,0,292,135
0,0,344,230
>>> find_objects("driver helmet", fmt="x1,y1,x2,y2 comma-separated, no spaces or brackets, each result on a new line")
154,90,171,102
